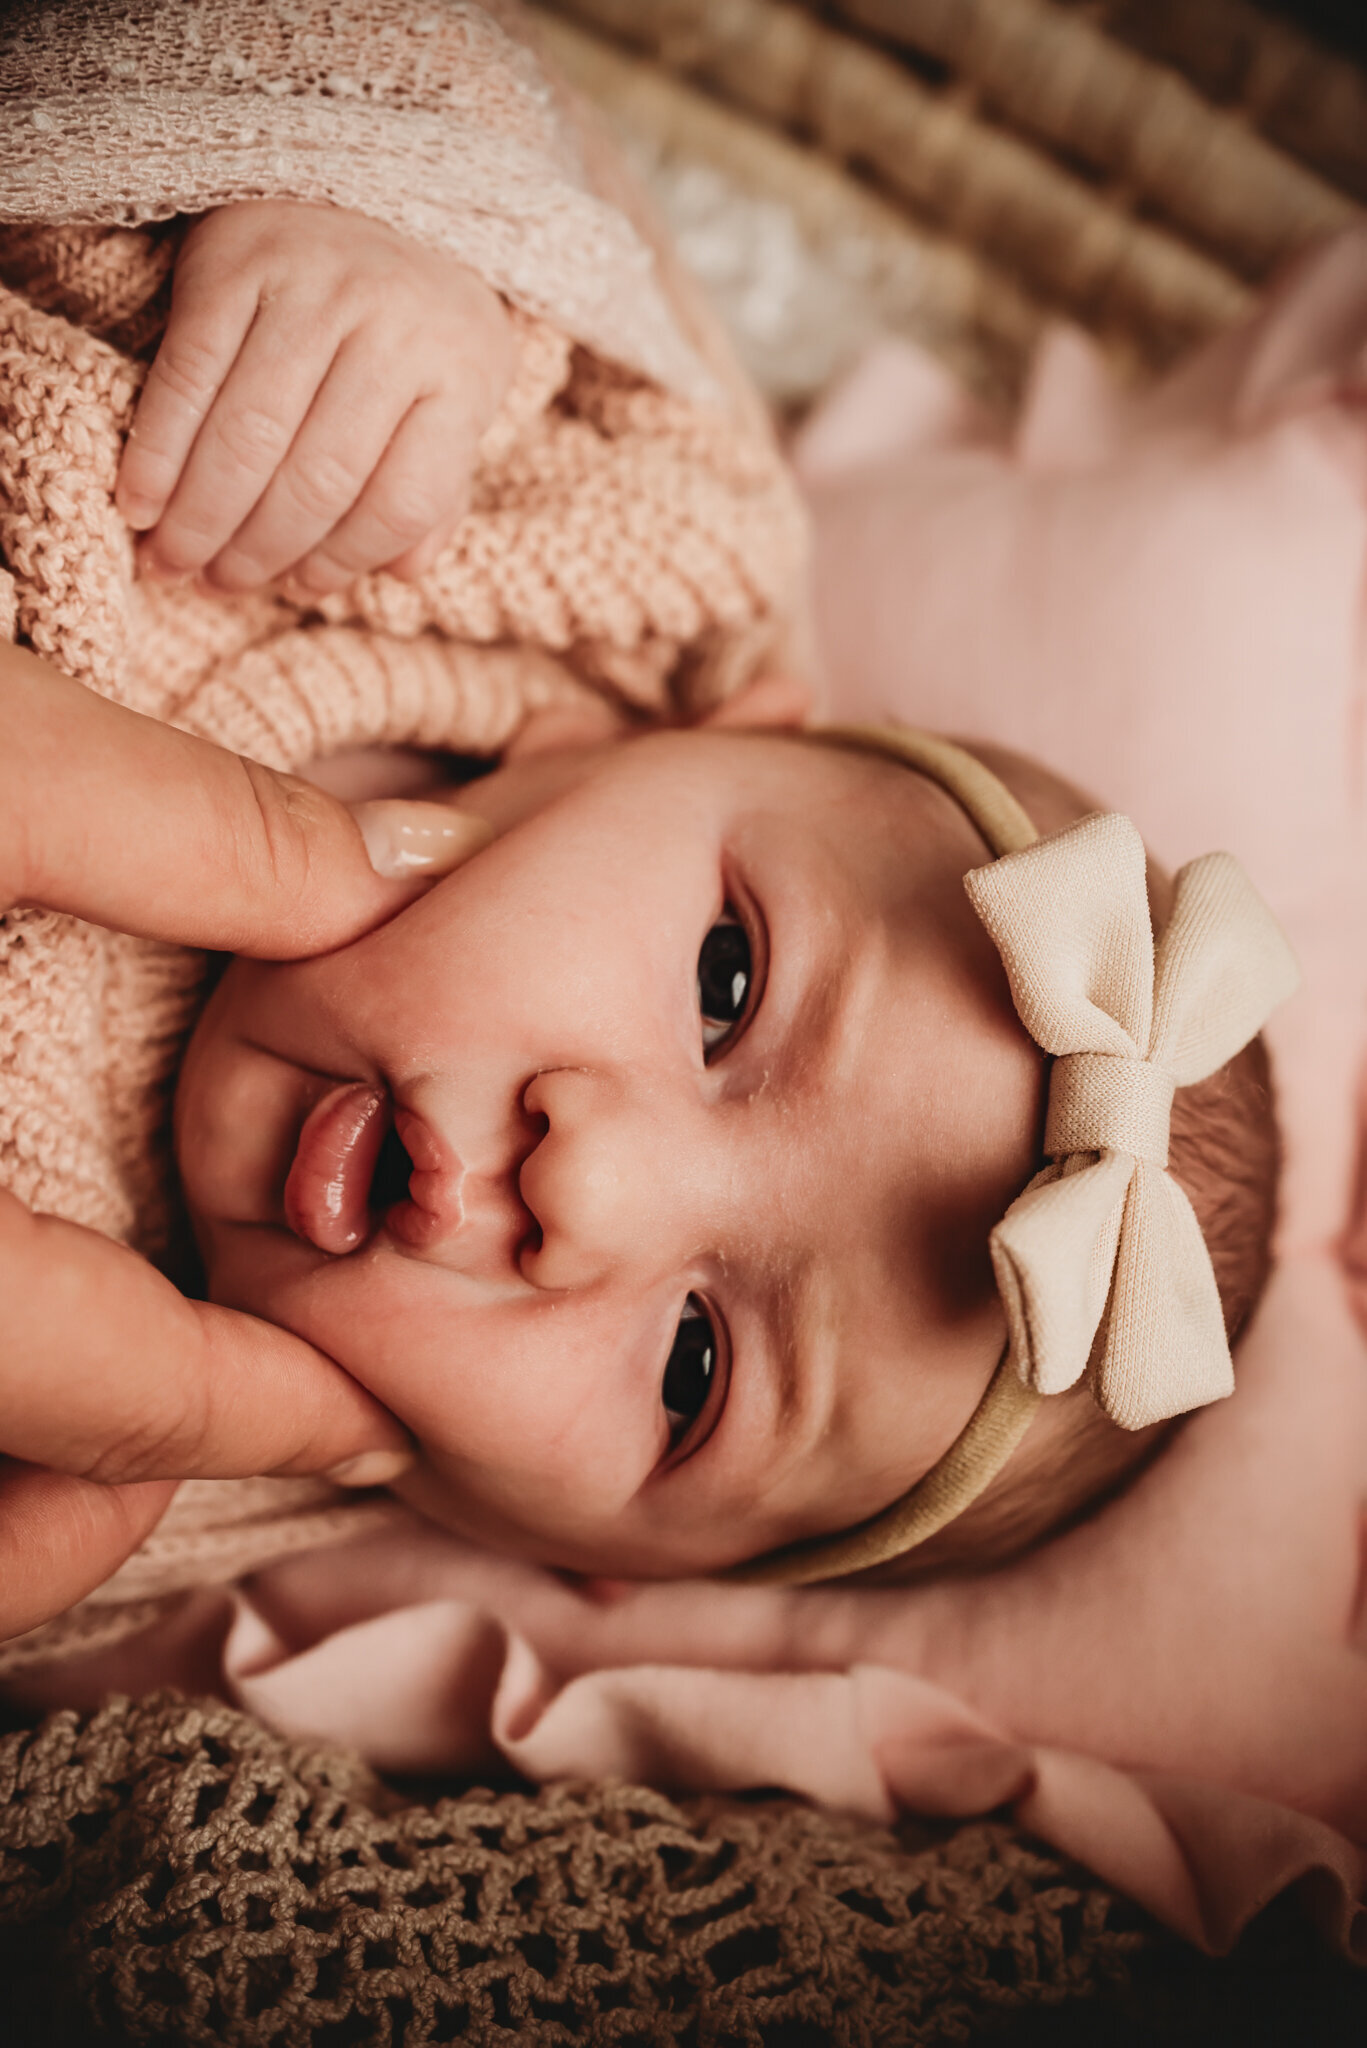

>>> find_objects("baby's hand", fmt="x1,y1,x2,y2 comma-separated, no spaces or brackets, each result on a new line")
116,200,513,596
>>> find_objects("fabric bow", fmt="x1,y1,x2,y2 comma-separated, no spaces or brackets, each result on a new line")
965,813,1300,1430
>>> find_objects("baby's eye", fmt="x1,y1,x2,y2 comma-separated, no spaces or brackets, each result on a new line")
663,1294,716,1437
697,912,751,1055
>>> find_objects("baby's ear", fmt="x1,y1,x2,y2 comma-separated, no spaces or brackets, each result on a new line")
695,671,813,731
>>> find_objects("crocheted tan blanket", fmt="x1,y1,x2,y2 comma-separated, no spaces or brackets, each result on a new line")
0,1691,1151,2045
0,0,804,1671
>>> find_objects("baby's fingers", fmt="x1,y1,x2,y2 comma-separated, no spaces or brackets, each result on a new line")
383,521,460,584
117,252,259,543
288,393,480,596
131,302,335,582
202,330,419,594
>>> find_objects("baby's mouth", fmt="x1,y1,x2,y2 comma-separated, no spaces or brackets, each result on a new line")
370,1120,415,1210
283,1083,466,1256
283,1083,404,1254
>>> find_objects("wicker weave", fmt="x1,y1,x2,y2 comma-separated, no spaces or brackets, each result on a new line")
1101,0,1367,204
539,0,1362,380
834,0,1354,274
539,14,1049,401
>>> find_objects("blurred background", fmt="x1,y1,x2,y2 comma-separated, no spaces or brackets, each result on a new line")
532,0,1366,413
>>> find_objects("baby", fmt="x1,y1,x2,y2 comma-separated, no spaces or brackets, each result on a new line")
3,0,1363,1964
0,182,1300,1614
173,715,1292,1585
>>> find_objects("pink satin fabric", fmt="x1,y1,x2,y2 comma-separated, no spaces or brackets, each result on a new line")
18,230,1367,1958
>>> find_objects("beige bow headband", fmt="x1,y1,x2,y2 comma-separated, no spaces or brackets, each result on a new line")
735,726,1299,1588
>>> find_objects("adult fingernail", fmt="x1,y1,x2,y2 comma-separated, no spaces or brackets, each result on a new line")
326,1448,414,1488
353,800,493,880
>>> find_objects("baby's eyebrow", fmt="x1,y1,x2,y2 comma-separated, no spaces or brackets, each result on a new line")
765,878,888,1107
715,860,895,1503
735,908,896,1466
745,1258,842,1508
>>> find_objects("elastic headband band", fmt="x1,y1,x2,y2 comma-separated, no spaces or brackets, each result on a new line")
729,722,1297,1589
728,726,1044,1588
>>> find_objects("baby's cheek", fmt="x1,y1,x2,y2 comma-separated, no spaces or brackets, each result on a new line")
309,1260,587,1468
284,1255,654,1547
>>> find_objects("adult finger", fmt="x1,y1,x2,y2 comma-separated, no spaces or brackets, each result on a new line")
203,329,413,593
116,260,259,539
0,1191,411,1488
0,1463,175,1642
1,641,490,955
288,394,478,596
136,301,340,582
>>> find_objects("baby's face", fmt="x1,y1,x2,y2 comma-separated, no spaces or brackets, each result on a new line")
177,732,1043,1575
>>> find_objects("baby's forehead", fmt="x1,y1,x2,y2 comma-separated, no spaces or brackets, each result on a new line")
618,726,973,848
553,733,992,997
725,730,991,897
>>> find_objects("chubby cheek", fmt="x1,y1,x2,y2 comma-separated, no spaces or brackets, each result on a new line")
252,1250,652,1513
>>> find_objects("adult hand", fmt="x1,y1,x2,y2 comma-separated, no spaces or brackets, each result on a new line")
0,641,490,1639
115,200,513,597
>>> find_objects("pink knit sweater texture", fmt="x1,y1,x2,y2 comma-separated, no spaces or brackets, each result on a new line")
0,0,805,1669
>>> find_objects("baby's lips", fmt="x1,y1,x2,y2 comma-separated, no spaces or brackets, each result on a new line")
284,1082,391,1254
386,1106,465,1251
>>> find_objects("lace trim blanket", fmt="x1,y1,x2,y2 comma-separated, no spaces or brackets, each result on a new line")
0,0,712,402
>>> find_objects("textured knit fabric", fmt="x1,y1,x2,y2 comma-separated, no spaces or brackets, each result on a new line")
0,0,804,1668
0,0,712,403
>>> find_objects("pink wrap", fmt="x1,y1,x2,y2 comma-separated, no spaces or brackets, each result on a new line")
16,231,1367,1958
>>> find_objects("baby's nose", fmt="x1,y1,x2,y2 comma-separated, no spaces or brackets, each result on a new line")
519,1067,709,1291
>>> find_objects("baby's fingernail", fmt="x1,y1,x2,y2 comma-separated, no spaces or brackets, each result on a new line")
353,800,493,880
402,530,451,580
326,1448,414,1488
120,493,159,531
137,544,187,584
